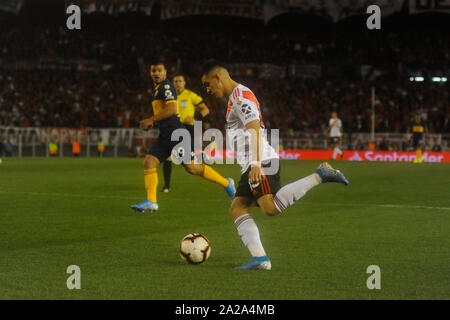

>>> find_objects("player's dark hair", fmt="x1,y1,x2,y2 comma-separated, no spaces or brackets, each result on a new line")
150,58,166,68
173,73,185,80
200,59,227,76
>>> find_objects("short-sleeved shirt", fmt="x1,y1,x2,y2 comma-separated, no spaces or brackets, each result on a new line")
226,84,279,173
410,120,427,140
151,79,178,122
177,89,203,125
328,118,342,137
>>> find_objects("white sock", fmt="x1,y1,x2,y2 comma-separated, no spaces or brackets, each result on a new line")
337,147,343,155
234,214,266,257
273,173,321,212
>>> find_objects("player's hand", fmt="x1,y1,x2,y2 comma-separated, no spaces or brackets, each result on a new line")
139,118,154,130
249,166,262,183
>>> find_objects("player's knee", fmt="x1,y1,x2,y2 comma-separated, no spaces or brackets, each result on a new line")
183,164,195,175
143,158,150,169
229,206,244,221
143,156,157,169
184,164,202,176
260,202,279,216
229,202,246,220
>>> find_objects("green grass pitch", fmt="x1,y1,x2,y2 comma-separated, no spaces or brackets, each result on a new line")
0,158,449,299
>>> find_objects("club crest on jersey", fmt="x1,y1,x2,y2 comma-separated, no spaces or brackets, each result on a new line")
164,84,170,89
236,96,243,105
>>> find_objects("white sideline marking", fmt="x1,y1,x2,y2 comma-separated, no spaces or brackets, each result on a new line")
0,190,449,210
376,204,450,211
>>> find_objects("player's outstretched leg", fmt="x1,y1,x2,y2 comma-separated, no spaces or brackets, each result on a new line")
184,163,236,201
131,155,159,212
231,197,271,270
271,162,348,213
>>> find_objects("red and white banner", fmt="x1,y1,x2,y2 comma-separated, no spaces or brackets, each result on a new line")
281,150,450,163
205,149,450,163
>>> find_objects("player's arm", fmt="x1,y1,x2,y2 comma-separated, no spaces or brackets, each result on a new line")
196,102,210,118
324,121,333,134
139,101,177,130
246,119,263,183
155,101,178,121
140,117,154,130
185,102,209,124
139,109,155,130
139,101,177,129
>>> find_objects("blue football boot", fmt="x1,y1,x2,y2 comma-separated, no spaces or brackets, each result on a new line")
235,256,272,270
131,200,158,212
315,162,349,185
224,177,236,201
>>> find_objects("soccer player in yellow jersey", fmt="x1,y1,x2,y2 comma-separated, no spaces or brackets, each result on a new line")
131,62,236,212
161,74,210,192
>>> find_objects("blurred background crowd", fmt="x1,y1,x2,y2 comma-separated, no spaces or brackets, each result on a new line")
0,0,449,151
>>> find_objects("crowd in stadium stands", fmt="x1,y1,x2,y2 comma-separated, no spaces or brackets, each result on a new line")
1,24,449,72
0,23,449,137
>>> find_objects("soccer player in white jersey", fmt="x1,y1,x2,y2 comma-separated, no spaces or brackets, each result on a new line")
325,112,344,160
201,60,350,270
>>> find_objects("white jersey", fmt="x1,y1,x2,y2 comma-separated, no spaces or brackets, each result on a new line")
328,118,342,137
226,84,279,173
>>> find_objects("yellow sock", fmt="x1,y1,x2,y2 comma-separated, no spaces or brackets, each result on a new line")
202,165,229,187
416,149,422,163
144,168,158,202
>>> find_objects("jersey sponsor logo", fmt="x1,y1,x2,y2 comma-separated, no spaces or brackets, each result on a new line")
241,104,252,115
182,100,188,108
242,90,265,127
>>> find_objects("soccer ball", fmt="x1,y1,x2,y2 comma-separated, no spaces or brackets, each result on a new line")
180,233,211,264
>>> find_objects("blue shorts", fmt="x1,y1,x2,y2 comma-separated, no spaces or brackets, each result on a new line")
147,115,192,163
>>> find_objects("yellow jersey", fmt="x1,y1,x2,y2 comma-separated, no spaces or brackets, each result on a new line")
177,89,203,125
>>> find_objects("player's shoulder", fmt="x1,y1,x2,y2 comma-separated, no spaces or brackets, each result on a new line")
231,84,259,105
158,79,177,100
161,78,176,90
